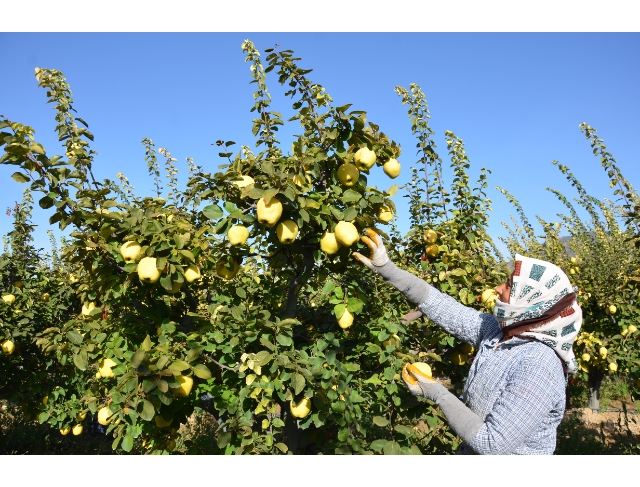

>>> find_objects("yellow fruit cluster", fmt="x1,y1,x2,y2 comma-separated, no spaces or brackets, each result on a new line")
575,332,615,372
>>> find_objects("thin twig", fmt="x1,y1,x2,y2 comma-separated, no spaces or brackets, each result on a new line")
205,354,238,372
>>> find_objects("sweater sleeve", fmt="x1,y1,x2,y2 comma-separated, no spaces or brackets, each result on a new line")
417,285,499,348
467,344,565,455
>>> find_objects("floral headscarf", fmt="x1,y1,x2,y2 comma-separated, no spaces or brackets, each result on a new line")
493,254,582,375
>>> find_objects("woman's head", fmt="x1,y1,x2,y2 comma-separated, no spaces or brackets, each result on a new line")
493,253,582,374
495,272,514,303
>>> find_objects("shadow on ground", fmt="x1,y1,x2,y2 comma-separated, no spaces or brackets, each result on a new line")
555,409,640,455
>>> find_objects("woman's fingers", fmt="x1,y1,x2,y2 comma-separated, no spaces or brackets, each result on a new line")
402,363,418,386
365,228,380,246
401,310,423,325
360,235,376,259
352,252,374,271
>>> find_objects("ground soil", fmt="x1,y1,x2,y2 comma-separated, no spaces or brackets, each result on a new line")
565,406,640,437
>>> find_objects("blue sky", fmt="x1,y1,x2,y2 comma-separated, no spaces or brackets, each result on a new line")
1,32,639,257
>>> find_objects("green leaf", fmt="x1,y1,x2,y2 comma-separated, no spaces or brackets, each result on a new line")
66,331,83,345
254,350,273,366
262,188,279,204
112,435,122,451
141,335,152,352
39,196,54,209
38,412,49,423
370,439,387,452
173,234,184,250
217,432,231,449
11,172,30,183
73,350,88,371
342,189,362,203
331,401,346,414
383,441,402,455
334,304,346,319
179,249,195,262
343,207,358,221
202,204,224,220
387,184,399,197
236,287,246,299
321,281,335,295
157,355,170,370
276,334,292,347
394,424,414,438
168,360,191,371
372,416,389,427
347,297,363,314
142,379,157,393
185,346,204,362
139,400,155,421
449,268,467,276
275,442,288,453
193,364,212,380
259,337,275,351
424,414,440,429
338,428,349,442
364,375,382,385
329,206,344,220
111,364,127,376
131,349,146,368
121,434,134,452
291,373,305,395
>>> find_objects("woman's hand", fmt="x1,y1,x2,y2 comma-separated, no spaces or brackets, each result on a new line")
352,229,389,272
402,363,447,403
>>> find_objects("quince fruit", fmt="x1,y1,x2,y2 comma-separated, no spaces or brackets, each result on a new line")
120,241,142,263
173,375,194,397
425,244,439,258
228,225,249,246
423,229,438,244
337,309,354,329
378,205,394,223
354,147,376,171
337,163,360,187
138,257,161,284
383,158,401,178
276,220,299,244
98,358,117,378
97,406,112,426
334,221,359,247
320,231,341,255
216,256,240,280
1,340,15,355
289,397,312,419
256,197,283,227
232,175,254,189
184,264,201,283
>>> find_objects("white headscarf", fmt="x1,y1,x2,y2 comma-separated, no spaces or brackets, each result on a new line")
493,253,582,375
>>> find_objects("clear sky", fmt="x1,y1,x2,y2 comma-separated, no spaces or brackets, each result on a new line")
1,32,639,257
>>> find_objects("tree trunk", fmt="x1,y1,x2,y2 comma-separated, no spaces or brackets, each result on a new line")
281,399,301,454
279,243,314,454
587,369,605,410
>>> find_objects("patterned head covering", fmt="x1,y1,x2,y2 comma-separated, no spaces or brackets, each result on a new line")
493,253,582,375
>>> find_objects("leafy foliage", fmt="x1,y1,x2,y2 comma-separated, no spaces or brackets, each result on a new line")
1,42,509,454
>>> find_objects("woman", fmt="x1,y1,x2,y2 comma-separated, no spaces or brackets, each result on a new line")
353,230,581,455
